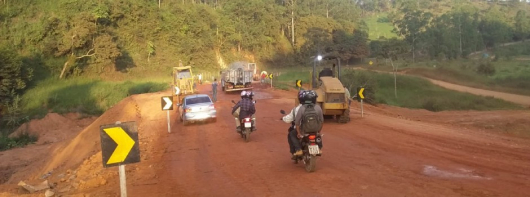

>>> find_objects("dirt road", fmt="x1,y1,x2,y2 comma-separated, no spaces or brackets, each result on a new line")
423,78,530,106
354,67,530,106
1,83,529,197
125,84,530,197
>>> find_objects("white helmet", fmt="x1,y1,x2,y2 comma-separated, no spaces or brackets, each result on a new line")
246,91,254,97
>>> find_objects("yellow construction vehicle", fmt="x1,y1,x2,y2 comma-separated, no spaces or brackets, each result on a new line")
172,66,196,104
296,54,350,123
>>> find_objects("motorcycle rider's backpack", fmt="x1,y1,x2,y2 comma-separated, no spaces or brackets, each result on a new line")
300,104,322,133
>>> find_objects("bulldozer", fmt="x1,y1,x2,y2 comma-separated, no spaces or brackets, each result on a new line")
295,54,350,123
172,66,196,104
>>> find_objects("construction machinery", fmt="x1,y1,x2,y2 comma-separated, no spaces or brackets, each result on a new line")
172,66,196,104
296,54,350,123
220,61,254,92
246,63,260,81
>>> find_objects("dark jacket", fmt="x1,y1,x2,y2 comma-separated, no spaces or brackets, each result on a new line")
232,98,256,119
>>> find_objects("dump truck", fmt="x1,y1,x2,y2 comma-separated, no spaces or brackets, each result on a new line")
295,55,350,123
220,61,254,92
172,66,196,104
246,63,260,81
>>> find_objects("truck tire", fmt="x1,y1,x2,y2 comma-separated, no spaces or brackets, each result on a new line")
337,108,350,123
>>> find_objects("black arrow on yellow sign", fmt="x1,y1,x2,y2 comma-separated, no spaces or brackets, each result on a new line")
359,87,365,99
100,121,141,168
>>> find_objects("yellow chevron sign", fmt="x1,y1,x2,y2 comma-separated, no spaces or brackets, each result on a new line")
100,122,140,167
296,80,302,88
359,88,365,99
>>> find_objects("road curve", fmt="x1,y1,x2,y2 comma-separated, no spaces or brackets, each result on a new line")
354,67,530,106
126,83,530,197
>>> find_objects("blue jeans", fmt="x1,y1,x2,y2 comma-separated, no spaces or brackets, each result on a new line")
212,90,217,102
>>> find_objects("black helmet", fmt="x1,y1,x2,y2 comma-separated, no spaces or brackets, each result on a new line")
303,90,318,104
297,90,306,104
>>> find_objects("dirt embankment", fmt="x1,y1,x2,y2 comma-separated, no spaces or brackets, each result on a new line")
0,90,171,196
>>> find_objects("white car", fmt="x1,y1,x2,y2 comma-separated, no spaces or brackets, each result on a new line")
178,94,217,125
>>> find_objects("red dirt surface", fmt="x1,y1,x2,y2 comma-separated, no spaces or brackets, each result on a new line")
1,82,529,197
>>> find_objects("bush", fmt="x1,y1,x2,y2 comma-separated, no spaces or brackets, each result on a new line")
422,98,442,112
377,16,390,23
341,70,378,104
0,133,38,151
476,62,496,76
0,47,34,105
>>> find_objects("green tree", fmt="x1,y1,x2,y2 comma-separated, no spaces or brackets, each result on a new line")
393,8,432,63
92,33,121,73
514,10,530,41
332,29,369,61
479,6,513,47
93,3,110,28
0,47,33,105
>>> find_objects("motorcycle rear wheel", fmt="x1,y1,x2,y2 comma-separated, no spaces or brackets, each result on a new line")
304,155,316,172
244,129,251,142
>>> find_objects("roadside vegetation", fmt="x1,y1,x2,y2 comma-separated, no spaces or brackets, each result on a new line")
274,69,521,112
2,0,530,150
364,14,397,40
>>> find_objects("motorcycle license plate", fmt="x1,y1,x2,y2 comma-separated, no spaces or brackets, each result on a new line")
244,122,252,128
308,145,320,155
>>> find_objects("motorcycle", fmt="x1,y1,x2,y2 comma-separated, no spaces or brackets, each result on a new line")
280,109,322,172
232,100,256,142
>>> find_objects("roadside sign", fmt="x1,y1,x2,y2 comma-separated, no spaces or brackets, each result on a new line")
175,87,180,95
100,122,140,168
296,80,302,88
161,96,173,110
355,87,366,118
358,88,365,99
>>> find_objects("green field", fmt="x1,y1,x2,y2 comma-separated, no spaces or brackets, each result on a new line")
363,58,530,96
21,77,170,118
273,69,522,112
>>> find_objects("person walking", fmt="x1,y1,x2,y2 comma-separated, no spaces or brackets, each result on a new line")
212,78,218,102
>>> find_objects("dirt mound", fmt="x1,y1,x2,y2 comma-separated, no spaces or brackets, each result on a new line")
35,97,142,180
1,96,140,186
9,113,94,145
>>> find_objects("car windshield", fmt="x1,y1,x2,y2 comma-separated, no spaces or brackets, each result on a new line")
176,70,192,79
186,96,211,105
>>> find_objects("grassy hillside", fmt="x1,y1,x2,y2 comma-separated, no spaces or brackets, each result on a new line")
21,77,169,117
273,69,521,112
364,41,530,97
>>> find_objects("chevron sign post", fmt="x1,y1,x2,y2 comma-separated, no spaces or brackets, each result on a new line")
162,96,173,133
100,121,141,197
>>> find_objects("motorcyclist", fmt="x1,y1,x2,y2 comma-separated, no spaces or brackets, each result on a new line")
282,90,304,156
232,91,256,132
282,90,324,157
